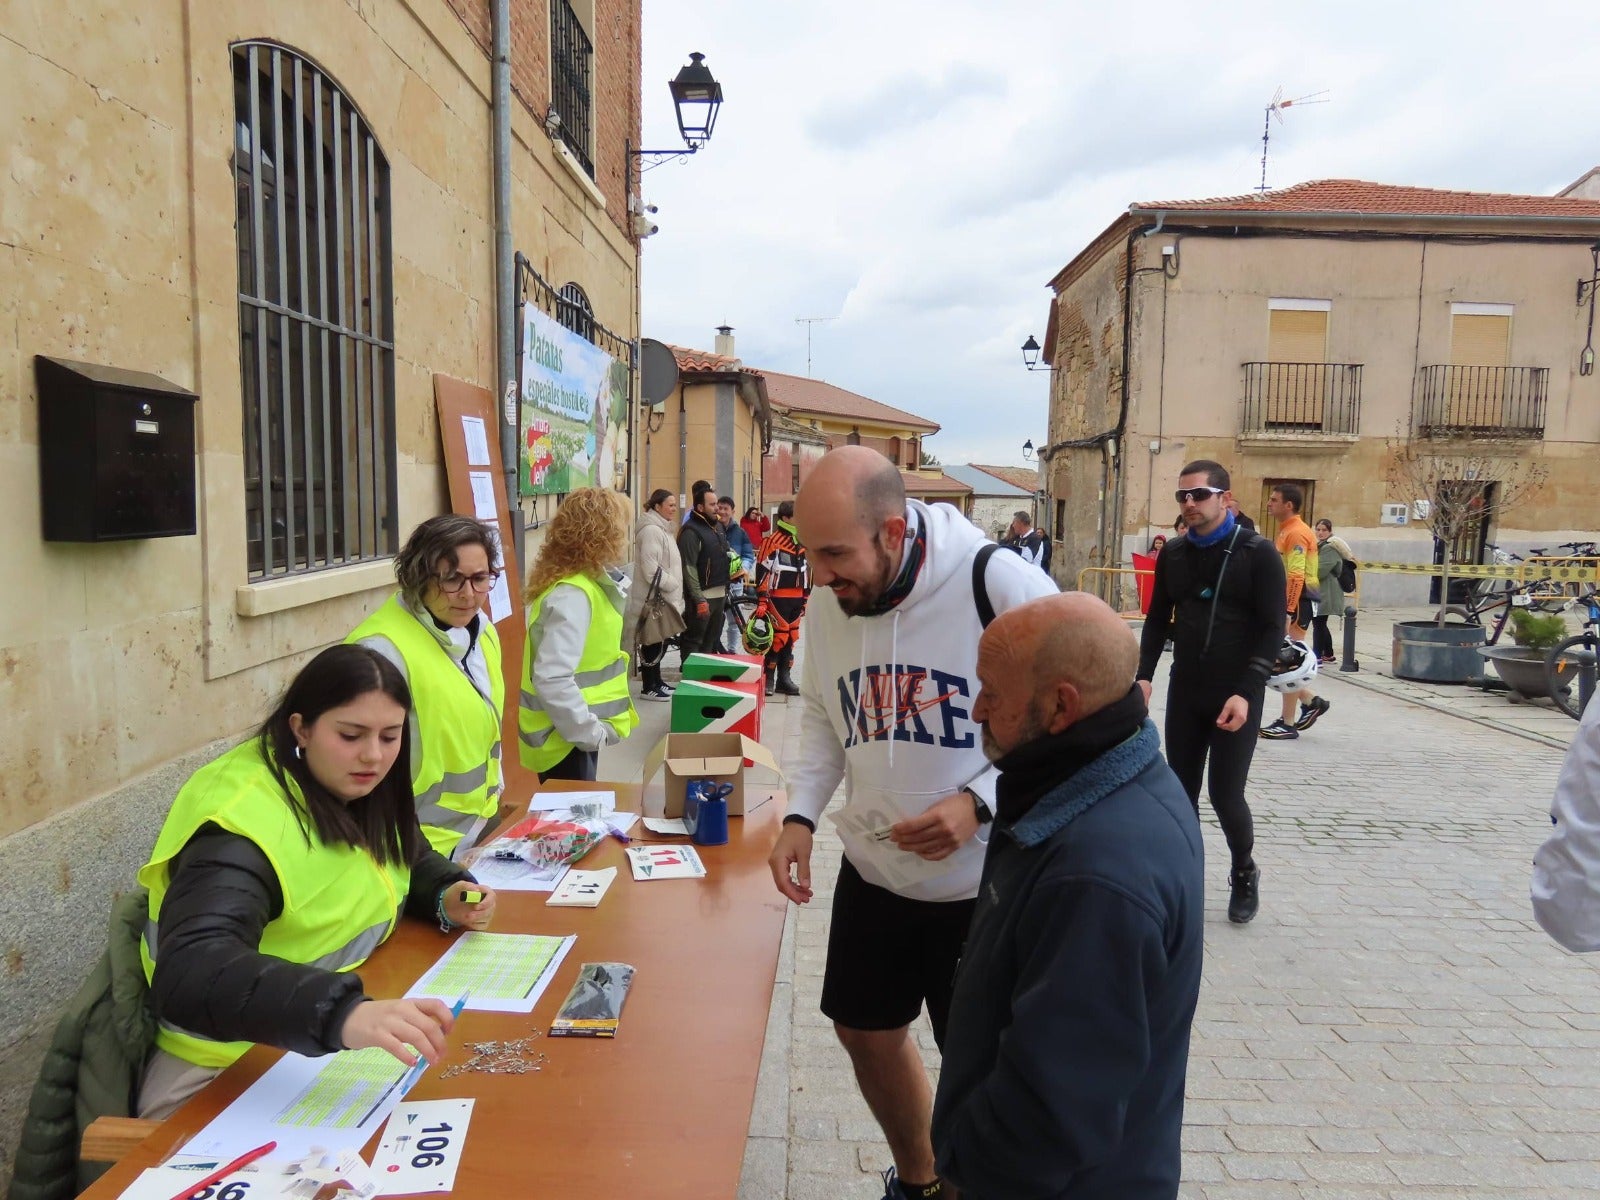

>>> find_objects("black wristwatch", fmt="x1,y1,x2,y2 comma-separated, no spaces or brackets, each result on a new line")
967,788,993,825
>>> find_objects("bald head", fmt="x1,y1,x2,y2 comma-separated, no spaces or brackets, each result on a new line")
800,446,906,531
795,447,910,617
973,593,1139,759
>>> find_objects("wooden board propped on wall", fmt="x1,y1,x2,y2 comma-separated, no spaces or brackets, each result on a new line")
433,374,526,771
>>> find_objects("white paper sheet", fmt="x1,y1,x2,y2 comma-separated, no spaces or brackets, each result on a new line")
113,1157,304,1200
460,416,492,466
625,844,706,881
405,932,575,1013
468,471,498,520
179,1046,421,1163
546,866,618,907
642,817,690,836
828,800,961,892
372,1098,474,1195
486,572,512,624
466,851,569,892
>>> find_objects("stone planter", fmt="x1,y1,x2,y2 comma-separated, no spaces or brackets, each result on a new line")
1478,644,1575,701
1391,620,1486,684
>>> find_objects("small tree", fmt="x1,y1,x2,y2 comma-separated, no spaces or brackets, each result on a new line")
1384,435,1548,627
919,448,941,469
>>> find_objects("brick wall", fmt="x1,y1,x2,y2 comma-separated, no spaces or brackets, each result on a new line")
441,0,638,239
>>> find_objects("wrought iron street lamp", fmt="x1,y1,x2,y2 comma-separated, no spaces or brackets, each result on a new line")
1578,241,1600,377
628,52,725,168
1020,335,1058,372
1022,439,1035,461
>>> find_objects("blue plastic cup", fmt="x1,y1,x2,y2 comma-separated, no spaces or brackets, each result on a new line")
693,793,729,846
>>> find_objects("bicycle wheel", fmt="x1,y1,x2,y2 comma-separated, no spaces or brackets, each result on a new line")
1546,632,1597,720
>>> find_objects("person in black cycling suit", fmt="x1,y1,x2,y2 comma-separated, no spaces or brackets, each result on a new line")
1137,460,1285,924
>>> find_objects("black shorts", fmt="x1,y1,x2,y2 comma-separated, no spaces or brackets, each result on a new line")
820,857,976,1049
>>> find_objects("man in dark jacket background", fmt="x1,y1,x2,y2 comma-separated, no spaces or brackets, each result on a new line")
677,482,732,654
932,592,1204,1200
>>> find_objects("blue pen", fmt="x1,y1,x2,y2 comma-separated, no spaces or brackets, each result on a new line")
398,992,469,1094
356,992,469,1124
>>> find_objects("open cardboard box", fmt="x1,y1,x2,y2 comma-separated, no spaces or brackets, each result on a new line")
639,731,785,819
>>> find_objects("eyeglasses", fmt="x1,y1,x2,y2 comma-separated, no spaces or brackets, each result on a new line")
1174,486,1225,504
436,570,502,595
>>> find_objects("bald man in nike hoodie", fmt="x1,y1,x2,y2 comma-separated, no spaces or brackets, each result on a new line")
768,447,1059,1200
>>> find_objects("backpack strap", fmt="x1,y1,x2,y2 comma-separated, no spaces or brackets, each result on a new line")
973,543,1000,628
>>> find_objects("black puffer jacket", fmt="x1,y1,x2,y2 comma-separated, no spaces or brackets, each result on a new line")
147,824,470,1055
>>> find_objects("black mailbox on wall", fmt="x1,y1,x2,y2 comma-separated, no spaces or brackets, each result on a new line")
35,356,198,541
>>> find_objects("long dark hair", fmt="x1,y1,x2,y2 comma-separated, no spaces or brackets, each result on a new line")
259,644,421,867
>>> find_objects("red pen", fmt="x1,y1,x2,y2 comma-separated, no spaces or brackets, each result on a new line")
166,1140,277,1200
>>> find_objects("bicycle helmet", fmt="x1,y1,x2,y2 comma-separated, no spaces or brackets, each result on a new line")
743,613,775,655
1266,637,1318,694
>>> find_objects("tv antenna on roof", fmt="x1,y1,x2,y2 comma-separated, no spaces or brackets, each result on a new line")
794,315,837,377
1258,86,1329,195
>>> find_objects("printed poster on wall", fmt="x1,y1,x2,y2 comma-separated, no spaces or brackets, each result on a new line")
519,306,630,496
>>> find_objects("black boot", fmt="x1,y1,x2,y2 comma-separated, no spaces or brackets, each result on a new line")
775,649,800,695
1228,865,1260,924
764,666,777,697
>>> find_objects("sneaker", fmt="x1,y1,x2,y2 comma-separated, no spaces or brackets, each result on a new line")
640,685,672,702
1294,695,1331,731
1259,719,1299,740
1318,654,1336,665
659,682,675,695
880,1168,906,1200
1228,865,1260,923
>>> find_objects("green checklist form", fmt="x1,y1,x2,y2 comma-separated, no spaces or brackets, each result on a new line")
406,931,577,1013
274,1047,404,1128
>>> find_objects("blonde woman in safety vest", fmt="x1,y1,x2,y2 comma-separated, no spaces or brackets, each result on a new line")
350,515,505,860
136,645,497,1120
520,487,639,782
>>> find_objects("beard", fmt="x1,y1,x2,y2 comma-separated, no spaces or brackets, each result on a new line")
833,539,898,617
980,702,1049,763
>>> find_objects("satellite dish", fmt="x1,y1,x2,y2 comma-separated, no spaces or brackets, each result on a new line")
639,338,679,409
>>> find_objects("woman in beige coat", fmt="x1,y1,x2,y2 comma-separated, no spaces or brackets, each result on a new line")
625,488,686,699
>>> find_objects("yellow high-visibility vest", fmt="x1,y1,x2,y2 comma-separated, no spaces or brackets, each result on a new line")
519,572,637,772
349,595,504,858
139,740,409,1069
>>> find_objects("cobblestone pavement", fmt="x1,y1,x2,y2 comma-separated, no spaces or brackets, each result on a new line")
716,648,1600,1199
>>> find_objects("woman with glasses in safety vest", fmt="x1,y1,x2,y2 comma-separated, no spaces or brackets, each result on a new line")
349,515,505,860
520,487,639,782
136,644,497,1120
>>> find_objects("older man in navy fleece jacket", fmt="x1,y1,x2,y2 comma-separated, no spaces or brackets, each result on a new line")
932,592,1204,1200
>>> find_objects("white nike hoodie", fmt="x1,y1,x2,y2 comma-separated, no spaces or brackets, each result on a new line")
787,500,1060,901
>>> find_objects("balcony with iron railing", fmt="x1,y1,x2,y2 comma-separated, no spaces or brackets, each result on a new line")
1413,365,1547,439
1241,362,1363,439
550,0,594,178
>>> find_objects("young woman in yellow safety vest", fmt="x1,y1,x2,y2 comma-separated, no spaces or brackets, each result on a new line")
520,487,639,782
136,644,498,1120
349,514,506,861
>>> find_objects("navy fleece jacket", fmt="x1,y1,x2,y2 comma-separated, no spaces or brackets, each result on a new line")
931,721,1204,1199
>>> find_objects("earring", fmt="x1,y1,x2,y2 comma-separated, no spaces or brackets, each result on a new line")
294,744,304,761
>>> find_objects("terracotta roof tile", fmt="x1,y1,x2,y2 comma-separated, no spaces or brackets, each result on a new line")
1133,178,1600,219
667,344,764,377
761,369,939,432
901,469,970,496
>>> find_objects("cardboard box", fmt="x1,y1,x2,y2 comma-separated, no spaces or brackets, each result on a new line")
671,678,762,744
681,652,765,685
640,732,785,819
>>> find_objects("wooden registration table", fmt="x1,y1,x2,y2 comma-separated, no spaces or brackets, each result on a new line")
79,780,789,1199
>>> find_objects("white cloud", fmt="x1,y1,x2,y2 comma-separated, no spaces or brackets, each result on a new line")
636,0,1600,471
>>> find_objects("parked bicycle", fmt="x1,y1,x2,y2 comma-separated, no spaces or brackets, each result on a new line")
1546,590,1600,720
1527,541,1600,612
1446,549,1539,648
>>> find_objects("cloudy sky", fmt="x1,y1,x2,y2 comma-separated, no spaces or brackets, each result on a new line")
635,0,1600,471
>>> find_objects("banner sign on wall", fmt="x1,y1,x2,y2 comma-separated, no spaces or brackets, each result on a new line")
519,306,629,496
